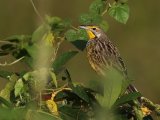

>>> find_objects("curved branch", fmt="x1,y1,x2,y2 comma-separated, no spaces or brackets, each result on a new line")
0,56,25,67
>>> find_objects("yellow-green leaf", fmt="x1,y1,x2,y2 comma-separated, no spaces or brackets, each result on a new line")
49,71,58,88
42,31,55,47
96,68,124,108
14,78,24,97
0,74,18,101
46,100,58,115
52,51,78,72
89,0,105,14
32,24,50,42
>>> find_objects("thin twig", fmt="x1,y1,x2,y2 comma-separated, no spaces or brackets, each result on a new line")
39,91,42,110
51,37,64,63
30,0,44,23
65,69,72,83
52,84,69,93
0,40,17,45
101,3,111,16
65,69,74,87
43,84,69,94
71,25,79,30
0,56,25,67
51,87,72,100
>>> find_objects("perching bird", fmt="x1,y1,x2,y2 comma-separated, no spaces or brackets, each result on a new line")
79,25,153,119
79,25,138,93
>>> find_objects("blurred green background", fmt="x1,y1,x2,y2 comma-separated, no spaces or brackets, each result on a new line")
0,0,160,103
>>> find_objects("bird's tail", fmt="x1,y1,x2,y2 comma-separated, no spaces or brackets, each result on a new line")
127,84,143,104
127,84,138,93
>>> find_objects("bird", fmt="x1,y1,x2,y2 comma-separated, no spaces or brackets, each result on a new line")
79,25,138,93
79,25,152,119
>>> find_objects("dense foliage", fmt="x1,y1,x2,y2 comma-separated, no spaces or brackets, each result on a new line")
0,0,156,120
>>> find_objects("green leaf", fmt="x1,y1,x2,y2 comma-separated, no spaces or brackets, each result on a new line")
49,71,58,88
54,91,68,101
0,108,27,120
65,29,78,42
79,13,91,25
42,31,55,47
59,106,87,120
14,78,24,97
52,51,78,72
0,71,12,79
89,0,105,14
96,68,124,108
99,20,109,32
25,44,38,59
32,23,50,42
114,92,141,106
23,72,31,81
72,85,89,102
79,13,102,25
26,31,54,64
0,108,58,120
71,40,87,51
120,78,132,95
0,74,18,101
108,3,129,24
1,44,16,51
24,56,34,68
46,16,71,37
143,115,154,120
65,29,88,50
77,29,88,41
4,35,31,50
65,29,88,42
26,110,61,120
6,35,31,42
95,109,126,120
46,16,62,26
0,96,12,107
114,114,129,120
0,52,9,56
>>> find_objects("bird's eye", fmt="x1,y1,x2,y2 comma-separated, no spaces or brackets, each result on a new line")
92,28,96,30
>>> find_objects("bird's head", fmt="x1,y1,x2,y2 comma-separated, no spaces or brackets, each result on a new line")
79,25,103,40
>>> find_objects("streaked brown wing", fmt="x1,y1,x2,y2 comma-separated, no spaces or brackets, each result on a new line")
86,37,127,76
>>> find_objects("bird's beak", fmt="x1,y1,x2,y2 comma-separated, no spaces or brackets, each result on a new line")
79,26,88,30
79,26,96,39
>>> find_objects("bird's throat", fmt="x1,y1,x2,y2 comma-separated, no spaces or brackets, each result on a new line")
87,30,96,39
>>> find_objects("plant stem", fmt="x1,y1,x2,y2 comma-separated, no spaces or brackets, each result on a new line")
0,56,25,66
71,25,79,30
30,0,44,23
0,40,17,45
101,3,111,16
141,97,160,115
